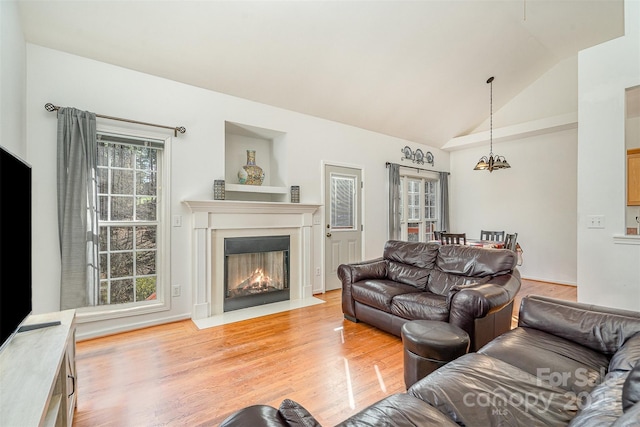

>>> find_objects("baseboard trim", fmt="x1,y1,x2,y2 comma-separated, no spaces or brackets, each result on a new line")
521,276,577,287
76,313,192,341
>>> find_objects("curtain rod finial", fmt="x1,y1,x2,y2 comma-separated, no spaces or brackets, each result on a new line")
44,103,57,112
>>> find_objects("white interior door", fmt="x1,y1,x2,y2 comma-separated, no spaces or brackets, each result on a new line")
324,165,362,291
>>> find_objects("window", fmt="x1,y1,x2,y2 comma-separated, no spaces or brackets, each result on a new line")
95,132,166,308
400,174,439,242
330,174,357,230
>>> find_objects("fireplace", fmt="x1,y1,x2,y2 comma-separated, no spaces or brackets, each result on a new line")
183,200,320,320
224,235,290,312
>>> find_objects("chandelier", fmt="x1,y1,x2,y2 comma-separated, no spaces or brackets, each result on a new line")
474,77,511,172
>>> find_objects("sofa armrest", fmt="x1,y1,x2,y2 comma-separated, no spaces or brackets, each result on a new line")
447,271,521,338
518,295,640,355
337,258,386,319
219,405,289,427
220,400,321,427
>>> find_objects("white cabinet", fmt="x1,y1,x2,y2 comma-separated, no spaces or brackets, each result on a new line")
0,310,76,427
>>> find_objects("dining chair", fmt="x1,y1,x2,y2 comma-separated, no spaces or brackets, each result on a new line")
480,230,505,242
440,233,466,245
504,233,518,251
433,230,446,241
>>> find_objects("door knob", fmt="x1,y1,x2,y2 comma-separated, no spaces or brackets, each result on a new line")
326,232,332,237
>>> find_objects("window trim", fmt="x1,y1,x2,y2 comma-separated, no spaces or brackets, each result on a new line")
76,125,172,324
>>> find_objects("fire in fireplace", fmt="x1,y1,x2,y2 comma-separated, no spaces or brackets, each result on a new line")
224,235,290,312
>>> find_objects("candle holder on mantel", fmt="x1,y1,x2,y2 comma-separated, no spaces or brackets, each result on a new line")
290,186,300,203
213,180,225,200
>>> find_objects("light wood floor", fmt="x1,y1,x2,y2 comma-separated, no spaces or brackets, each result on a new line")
73,279,576,427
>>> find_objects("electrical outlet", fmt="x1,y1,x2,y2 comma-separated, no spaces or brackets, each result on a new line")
315,267,321,276
172,285,181,297
587,215,605,229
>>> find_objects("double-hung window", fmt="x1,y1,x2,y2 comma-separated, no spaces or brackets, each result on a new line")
399,173,439,242
95,132,168,310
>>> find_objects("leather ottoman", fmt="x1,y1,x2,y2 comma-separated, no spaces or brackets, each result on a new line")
401,320,470,388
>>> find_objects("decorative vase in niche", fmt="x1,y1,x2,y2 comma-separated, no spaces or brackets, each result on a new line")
238,150,265,185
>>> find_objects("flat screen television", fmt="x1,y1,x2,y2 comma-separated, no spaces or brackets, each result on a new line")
0,145,32,352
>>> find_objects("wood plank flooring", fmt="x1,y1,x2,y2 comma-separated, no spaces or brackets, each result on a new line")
73,279,576,427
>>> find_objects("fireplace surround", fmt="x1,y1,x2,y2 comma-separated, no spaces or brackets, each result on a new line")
183,200,321,321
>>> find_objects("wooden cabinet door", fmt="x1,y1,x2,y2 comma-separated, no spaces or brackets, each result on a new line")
628,149,640,206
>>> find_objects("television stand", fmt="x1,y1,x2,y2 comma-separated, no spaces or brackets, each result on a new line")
17,320,61,333
0,310,76,427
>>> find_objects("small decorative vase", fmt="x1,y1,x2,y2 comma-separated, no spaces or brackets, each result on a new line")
238,150,265,185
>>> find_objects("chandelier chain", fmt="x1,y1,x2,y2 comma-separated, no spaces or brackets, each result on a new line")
489,77,493,156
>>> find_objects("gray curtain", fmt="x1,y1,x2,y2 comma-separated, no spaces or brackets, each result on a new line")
57,108,99,309
388,163,401,240
439,172,449,233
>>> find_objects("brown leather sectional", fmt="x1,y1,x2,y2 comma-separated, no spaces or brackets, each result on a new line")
220,295,640,426
338,240,522,351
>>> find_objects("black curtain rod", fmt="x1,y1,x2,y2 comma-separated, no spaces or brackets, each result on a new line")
385,161,450,175
44,103,186,137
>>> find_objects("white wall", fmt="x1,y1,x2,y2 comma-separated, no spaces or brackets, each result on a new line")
449,56,579,285
577,0,640,310
0,0,26,157
25,44,449,339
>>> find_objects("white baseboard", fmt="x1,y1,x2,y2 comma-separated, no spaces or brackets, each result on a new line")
521,275,577,287
76,313,192,341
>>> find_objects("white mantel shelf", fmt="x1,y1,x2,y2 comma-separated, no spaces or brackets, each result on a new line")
183,200,322,214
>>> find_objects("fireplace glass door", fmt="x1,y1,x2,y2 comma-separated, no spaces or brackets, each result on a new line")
224,235,290,312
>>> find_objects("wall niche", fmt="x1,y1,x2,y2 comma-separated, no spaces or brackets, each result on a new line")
224,121,288,202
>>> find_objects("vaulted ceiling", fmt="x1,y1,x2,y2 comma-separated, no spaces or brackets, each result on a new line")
17,0,624,148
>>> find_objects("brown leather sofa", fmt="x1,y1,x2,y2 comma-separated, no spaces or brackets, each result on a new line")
219,296,640,426
338,240,521,351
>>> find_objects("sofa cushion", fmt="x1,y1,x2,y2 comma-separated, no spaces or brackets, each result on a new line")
390,292,449,321
609,332,640,372
622,362,640,412
408,353,578,426
436,245,516,277
351,280,421,313
427,269,488,296
567,370,627,427
278,399,322,427
479,327,610,395
387,261,430,290
383,240,439,269
335,393,459,427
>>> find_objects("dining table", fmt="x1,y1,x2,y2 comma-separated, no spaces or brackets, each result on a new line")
465,239,505,249
428,239,505,249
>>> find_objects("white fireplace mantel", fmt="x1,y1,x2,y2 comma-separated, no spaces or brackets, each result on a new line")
183,200,321,320
183,200,321,215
